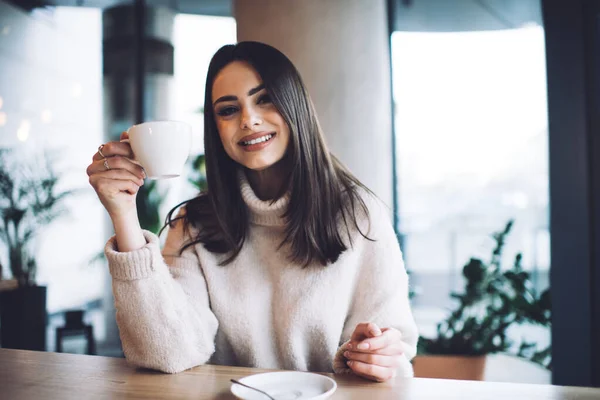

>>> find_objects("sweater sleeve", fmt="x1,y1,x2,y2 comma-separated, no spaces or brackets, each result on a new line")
105,218,218,373
332,195,419,378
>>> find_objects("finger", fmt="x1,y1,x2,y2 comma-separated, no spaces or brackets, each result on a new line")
362,343,404,356
120,131,129,141
91,175,142,196
92,141,134,161
350,322,382,342
89,168,145,187
344,350,401,368
87,156,145,179
356,328,401,352
347,360,395,383
87,157,140,178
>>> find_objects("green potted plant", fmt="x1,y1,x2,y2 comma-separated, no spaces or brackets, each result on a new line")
134,153,206,235
413,220,551,380
136,180,166,234
0,149,74,350
188,153,207,192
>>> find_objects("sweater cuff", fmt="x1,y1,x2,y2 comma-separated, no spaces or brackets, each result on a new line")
105,230,162,280
332,340,353,375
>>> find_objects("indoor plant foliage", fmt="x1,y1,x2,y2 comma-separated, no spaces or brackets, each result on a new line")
418,220,552,368
136,180,165,234
135,153,206,235
0,149,74,286
188,153,207,192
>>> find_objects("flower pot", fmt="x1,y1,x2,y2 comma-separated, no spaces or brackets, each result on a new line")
0,279,18,292
0,285,47,351
413,354,487,381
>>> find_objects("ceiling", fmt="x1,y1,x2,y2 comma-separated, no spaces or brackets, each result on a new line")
5,0,232,16
391,0,543,31
6,0,543,31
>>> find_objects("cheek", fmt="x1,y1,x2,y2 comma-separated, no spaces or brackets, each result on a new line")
216,121,236,144
278,123,291,147
216,122,238,158
269,112,290,142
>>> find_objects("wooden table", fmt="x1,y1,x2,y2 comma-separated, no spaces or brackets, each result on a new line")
1,349,600,399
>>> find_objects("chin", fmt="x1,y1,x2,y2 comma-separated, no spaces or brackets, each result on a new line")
242,156,283,171
244,161,276,171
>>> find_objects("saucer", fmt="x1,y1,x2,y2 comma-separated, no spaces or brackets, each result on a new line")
230,371,337,400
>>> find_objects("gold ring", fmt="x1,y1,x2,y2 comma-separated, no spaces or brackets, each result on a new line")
103,159,110,171
98,144,106,159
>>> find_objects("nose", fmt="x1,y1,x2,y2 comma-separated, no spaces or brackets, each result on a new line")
240,107,263,130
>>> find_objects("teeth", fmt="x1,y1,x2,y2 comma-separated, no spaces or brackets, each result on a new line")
242,134,273,146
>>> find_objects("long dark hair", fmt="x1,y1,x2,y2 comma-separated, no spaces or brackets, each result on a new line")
166,41,372,266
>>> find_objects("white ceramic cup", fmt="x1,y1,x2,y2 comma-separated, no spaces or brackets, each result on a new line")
127,121,192,179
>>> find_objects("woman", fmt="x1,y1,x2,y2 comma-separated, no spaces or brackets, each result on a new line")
86,41,418,382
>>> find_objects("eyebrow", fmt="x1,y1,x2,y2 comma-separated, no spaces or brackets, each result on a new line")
213,84,266,106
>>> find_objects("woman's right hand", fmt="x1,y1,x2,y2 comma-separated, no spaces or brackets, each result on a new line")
86,131,146,220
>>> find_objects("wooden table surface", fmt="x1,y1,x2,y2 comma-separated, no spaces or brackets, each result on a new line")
1,349,600,399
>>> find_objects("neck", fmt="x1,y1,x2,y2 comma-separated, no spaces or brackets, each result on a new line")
245,157,290,201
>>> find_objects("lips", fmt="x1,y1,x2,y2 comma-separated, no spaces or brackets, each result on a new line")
237,131,277,152
238,131,276,145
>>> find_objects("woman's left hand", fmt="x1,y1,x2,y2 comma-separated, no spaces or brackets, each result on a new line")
344,322,404,382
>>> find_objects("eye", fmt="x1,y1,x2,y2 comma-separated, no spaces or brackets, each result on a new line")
216,106,238,117
257,93,272,105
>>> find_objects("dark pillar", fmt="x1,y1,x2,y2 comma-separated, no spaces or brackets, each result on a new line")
543,0,600,387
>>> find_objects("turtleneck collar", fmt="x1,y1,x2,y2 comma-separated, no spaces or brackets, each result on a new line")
239,171,289,227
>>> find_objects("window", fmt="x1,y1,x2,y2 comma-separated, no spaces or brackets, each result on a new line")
160,13,236,214
391,26,550,349
0,4,105,313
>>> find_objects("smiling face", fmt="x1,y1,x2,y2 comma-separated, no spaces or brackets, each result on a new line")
211,61,290,171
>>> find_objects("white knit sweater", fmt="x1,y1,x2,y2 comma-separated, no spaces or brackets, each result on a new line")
105,176,418,376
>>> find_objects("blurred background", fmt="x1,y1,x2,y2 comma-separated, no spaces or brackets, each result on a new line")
0,0,598,389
